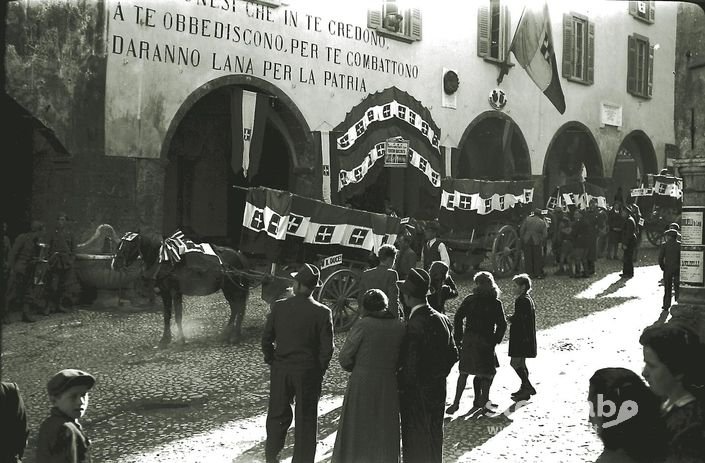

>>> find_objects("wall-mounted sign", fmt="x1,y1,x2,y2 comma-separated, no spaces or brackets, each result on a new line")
489,88,507,110
681,245,705,287
384,137,409,167
682,206,705,246
600,102,622,127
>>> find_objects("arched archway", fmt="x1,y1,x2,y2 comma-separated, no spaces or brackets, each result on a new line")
161,76,312,245
543,122,603,203
457,111,531,180
610,130,658,203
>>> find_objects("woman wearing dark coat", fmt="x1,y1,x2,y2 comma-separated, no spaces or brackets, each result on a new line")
508,274,537,401
332,289,406,463
446,271,506,415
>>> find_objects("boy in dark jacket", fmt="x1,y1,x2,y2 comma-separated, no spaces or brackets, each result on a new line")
37,369,95,463
658,228,681,310
508,274,537,401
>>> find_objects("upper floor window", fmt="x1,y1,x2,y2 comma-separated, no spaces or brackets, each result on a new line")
627,33,654,98
562,13,594,85
477,0,511,63
629,1,655,24
367,0,422,43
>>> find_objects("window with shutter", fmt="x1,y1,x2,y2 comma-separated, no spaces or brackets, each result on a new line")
477,0,512,65
367,0,422,43
627,33,652,98
629,1,655,24
562,12,593,85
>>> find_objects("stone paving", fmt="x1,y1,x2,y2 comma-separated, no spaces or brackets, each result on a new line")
0,248,668,462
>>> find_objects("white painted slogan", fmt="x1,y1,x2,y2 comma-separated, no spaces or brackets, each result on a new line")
441,188,534,215
336,100,441,153
338,143,440,191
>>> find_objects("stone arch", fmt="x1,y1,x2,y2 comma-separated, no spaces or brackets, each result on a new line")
456,111,532,180
610,130,659,203
160,75,313,245
543,121,604,202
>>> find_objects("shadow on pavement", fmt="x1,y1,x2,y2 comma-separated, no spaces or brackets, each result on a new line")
594,277,630,298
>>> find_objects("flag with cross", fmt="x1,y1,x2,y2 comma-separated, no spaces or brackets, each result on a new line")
230,89,270,179
240,187,292,259
508,2,566,114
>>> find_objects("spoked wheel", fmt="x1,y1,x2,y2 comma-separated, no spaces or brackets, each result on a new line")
316,269,360,332
490,224,521,278
646,224,665,247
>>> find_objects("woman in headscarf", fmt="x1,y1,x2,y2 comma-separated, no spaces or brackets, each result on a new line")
332,289,406,463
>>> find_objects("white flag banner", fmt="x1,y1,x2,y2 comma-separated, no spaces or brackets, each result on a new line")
654,181,683,199
243,202,266,233
341,224,376,250
338,143,386,190
321,130,332,204
336,100,441,153
441,190,534,213
409,149,441,187
263,206,288,240
286,213,311,238
241,90,257,177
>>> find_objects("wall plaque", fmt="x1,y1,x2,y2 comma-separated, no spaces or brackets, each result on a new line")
600,102,622,127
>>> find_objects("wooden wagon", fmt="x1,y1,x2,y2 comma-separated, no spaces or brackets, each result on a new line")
631,174,683,245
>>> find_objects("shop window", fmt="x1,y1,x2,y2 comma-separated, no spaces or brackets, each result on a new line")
367,1,422,43
629,1,655,24
562,13,594,85
477,0,511,64
627,33,654,98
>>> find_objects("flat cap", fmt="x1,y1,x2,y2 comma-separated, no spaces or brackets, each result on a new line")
47,369,95,397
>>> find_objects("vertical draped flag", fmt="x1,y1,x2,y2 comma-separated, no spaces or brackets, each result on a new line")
231,89,269,179
507,2,566,114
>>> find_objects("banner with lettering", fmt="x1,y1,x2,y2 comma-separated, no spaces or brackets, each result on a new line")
438,179,535,231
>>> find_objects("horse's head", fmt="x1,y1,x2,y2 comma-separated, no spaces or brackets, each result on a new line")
111,232,142,270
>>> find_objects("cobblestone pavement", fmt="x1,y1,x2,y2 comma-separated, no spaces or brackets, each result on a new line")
1,248,668,462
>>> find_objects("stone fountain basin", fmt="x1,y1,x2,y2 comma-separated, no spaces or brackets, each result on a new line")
74,253,141,289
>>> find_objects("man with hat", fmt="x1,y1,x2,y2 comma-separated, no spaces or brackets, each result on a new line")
519,208,548,279
261,263,334,463
620,204,638,278
37,368,95,462
397,268,457,463
659,227,681,310
420,220,450,271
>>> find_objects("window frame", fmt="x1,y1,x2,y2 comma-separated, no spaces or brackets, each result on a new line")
477,0,512,66
629,1,655,24
367,1,422,43
627,33,654,99
562,12,594,85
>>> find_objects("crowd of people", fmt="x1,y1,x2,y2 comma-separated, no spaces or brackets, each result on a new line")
0,213,78,324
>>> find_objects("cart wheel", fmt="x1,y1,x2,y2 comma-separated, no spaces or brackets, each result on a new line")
491,224,520,278
646,225,665,247
450,261,469,274
317,269,360,332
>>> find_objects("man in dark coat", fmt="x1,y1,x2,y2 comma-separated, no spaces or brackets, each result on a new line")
46,213,75,314
583,200,600,275
620,206,637,279
262,263,334,463
4,221,44,323
398,268,457,463
358,244,400,318
519,209,548,278
659,228,681,310
0,381,29,462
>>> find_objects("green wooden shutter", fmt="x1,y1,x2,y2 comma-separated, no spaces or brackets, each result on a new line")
502,5,511,62
562,14,574,78
628,1,637,18
647,44,654,97
627,35,636,94
478,5,490,57
587,21,595,84
648,1,655,23
410,8,422,41
367,8,382,30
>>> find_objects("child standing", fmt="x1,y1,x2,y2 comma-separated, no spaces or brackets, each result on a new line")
37,369,95,463
427,261,458,314
658,228,681,311
508,274,537,401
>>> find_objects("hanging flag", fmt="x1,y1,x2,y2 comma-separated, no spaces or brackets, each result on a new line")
509,3,566,114
230,89,269,179
240,187,292,260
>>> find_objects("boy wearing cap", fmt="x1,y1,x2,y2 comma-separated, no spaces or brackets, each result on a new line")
659,228,681,310
37,369,95,463
262,263,334,463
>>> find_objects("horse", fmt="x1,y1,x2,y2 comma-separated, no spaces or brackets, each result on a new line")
111,231,250,347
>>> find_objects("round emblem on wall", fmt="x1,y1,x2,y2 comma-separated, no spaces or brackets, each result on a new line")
443,70,460,95
489,88,507,110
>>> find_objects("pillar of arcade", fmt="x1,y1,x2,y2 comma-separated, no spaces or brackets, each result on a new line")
671,157,705,341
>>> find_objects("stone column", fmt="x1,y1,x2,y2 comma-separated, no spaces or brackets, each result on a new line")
670,157,705,340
